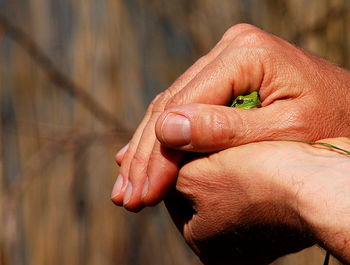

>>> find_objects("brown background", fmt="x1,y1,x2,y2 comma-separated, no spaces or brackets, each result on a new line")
0,0,348,264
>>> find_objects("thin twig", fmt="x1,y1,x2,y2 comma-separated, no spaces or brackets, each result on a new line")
292,140,350,155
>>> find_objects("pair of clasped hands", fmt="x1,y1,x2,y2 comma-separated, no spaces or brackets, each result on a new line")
112,24,350,264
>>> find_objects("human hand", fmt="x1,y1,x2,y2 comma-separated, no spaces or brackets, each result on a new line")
111,24,350,212
164,138,350,265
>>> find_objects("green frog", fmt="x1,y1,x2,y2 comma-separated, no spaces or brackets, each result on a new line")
231,91,261,109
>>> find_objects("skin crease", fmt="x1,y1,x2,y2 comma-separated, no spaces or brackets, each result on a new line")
112,24,350,211
165,138,350,265
111,24,350,263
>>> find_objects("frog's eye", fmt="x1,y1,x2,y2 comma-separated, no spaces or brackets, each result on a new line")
236,99,244,105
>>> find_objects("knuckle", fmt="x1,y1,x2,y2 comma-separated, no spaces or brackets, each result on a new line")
217,111,242,147
222,23,258,41
213,55,227,73
233,28,267,47
177,164,201,193
197,110,242,148
178,158,213,194
118,151,133,177
162,89,175,101
145,93,161,115
151,92,165,107
128,152,148,182
151,92,163,105
118,164,129,181
194,54,209,67
164,92,182,110
131,151,147,169
152,89,175,113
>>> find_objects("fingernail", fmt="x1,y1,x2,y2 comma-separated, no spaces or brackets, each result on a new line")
141,178,149,200
123,181,133,205
111,175,123,198
116,143,129,158
161,114,191,146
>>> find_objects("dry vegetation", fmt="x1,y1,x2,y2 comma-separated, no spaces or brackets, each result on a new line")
0,0,349,264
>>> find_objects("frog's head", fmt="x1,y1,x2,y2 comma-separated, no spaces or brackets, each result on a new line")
231,91,261,109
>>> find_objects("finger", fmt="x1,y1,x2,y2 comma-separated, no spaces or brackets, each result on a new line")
155,101,314,152
129,26,266,210
142,142,183,206
115,143,129,166
122,26,250,211
166,45,266,110
165,26,296,110
111,100,156,205
115,48,214,197
122,114,162,211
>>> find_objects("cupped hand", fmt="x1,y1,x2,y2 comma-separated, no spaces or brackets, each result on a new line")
165,138,350,265
112,23,350,212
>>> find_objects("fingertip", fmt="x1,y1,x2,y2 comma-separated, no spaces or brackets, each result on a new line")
111,173,130,206
158,104,239,152
155,113,165,142
111,195,122,206
141,175,177,206
141,177,163,206
122,180,147,212
159,113,191,147
141,182,166,206
111,175,123,198
155,105,198,148
124,155,150,211
123,181,133,206
115,143,129,165
111,185,126,206
123,198,144,212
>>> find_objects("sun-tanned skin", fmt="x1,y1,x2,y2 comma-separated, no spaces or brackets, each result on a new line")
112,24,350,264
165,137,350,265
113,24,350,211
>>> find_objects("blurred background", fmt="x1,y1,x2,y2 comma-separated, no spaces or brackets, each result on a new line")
0,0,348,264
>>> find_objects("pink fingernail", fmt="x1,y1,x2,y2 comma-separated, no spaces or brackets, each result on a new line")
117,143,129,158
111,175,123,198
141,178,149,200
161,114,191,146
123,181,133,205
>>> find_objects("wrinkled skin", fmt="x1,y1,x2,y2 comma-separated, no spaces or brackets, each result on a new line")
112,24,350,211
111,24,350,264
166,138,350,265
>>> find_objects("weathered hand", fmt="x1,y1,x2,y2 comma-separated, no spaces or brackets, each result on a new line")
112,24,350,212
165,138,350,265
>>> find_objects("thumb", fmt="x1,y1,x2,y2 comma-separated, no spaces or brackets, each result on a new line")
155,102,307,152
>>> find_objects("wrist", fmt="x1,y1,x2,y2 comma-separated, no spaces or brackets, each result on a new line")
292,157,350,262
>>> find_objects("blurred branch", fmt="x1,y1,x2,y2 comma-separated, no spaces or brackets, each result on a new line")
14,118,132,142
0,15,127,131
4,129,127,206
293,6,347,43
